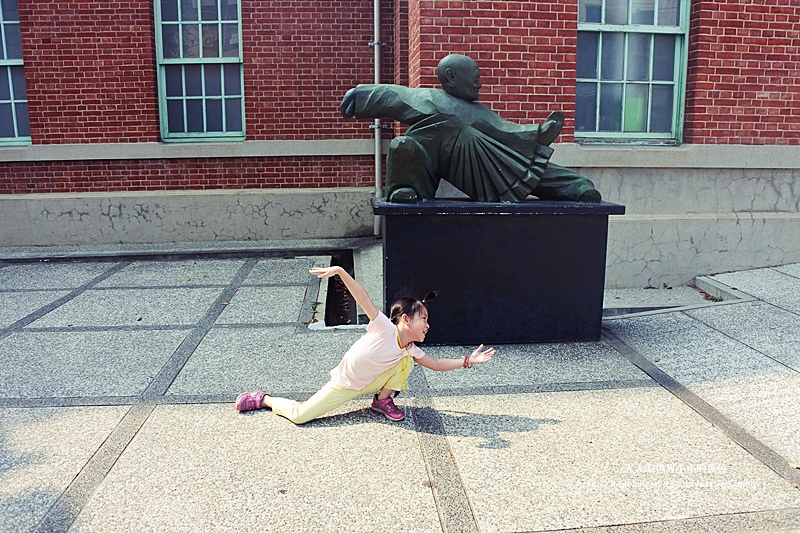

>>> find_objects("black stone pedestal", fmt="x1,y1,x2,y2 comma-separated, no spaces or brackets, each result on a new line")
372,198,626,345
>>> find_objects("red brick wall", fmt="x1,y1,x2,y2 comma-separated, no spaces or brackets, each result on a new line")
18,1,160,144
242,0,395,140
6,0,800,196
0,157,375,194
684,0,800,144
407,0,578,140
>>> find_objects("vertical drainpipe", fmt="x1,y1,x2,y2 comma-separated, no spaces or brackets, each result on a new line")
372,0,383,236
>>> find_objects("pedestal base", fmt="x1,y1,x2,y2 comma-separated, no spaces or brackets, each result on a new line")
372,198,626,345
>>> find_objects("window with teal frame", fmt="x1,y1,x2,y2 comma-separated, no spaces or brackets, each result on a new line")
575,0,689,144
155,0,245,142
0,0,31,145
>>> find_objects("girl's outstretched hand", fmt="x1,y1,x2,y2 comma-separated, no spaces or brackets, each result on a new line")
470,344,496,365
310,266,342,279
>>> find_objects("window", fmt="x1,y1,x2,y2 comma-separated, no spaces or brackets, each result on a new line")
575,0,688,143
0,0,30,145
155,0,244,142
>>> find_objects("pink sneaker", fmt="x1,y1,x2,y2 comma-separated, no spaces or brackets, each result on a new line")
370,394,405,421
235,391,268,412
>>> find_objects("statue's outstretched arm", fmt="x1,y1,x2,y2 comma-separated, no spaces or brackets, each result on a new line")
339,84,434,125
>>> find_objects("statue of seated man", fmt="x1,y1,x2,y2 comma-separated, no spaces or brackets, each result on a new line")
341,53,601,203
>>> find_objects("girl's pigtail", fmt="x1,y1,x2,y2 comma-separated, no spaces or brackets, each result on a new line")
422,291,438,302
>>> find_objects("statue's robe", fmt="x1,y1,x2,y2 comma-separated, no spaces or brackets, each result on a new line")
346,84,595,202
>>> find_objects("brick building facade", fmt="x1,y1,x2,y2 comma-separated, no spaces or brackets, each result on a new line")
1,0,799,287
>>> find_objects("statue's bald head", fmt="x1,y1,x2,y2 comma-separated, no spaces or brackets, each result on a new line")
436,54,482,101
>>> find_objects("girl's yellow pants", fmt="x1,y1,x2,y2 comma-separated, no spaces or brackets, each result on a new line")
271,357,412,424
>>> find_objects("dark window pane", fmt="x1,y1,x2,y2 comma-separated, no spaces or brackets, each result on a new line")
626,33,650,81
186,99,204,132
162,25,180,58
0,103,13,137
653,34,675,81
206,99,223,131
204,64,222,96
165,65,183,97
160,0,179,21
651,85,674,132
2,0,19,21
631,0,654,24
15,101,29,136
221,0,238,21
599,83,622,131
4,24,22,60
601,33,624,80
658,0,680,26
202,24,219,58
182,24,200,58
225,98,242,132
0,68,9,99
221,23,239,57
579,0,601,23
11,66,26,99
605,0,627,24
167,100,185,132
185,64,202,96
624,84,649,132
181,0,198,21
575,82,597,132
223,64,241,95
577,32,598,79
201,0,219,21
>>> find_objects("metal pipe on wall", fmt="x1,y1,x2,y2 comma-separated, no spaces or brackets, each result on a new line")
372,0,382,236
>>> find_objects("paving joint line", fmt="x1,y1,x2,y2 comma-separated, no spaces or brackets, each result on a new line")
602,327,800,488
34,403,155,533
409,369,480,533
142,259,259,401
0,262,129,341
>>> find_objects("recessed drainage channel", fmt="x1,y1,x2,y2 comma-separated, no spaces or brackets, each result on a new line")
602,276,757,320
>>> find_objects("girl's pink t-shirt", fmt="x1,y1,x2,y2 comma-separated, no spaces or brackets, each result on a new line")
330,312,425,390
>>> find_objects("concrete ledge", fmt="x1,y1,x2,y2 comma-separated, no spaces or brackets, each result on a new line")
552,143,800,169
0,139,385,162
0,187,376,246
2,141,798,169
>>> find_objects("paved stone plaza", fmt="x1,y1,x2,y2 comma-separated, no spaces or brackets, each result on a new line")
1,240,799,532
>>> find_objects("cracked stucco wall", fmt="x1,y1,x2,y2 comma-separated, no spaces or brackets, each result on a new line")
0,188,375,246
589,167,800,288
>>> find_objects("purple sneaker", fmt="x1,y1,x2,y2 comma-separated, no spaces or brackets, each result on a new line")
370,394,405,421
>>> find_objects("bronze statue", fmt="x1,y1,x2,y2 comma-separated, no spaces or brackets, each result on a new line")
341,54,601,203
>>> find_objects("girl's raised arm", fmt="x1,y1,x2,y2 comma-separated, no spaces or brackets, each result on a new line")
310,266,380,321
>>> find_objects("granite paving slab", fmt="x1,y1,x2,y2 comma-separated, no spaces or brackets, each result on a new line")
27,287,225,327
606,311,789,385
0,406,129,532
215,285,308,324
422,341,650,394
0,263,115,291
685,300,800,371
242,257,318,285
710,267,800,314
94,259,246,288
434,389,800,532
0,330,189,398
168,326,362,396
68,404,441,533
0,291,71,328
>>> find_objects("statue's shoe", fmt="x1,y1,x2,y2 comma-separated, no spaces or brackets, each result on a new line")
387,187,420,203
539,111,564,146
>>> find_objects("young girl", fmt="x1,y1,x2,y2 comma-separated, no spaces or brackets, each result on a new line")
235,265,495,424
